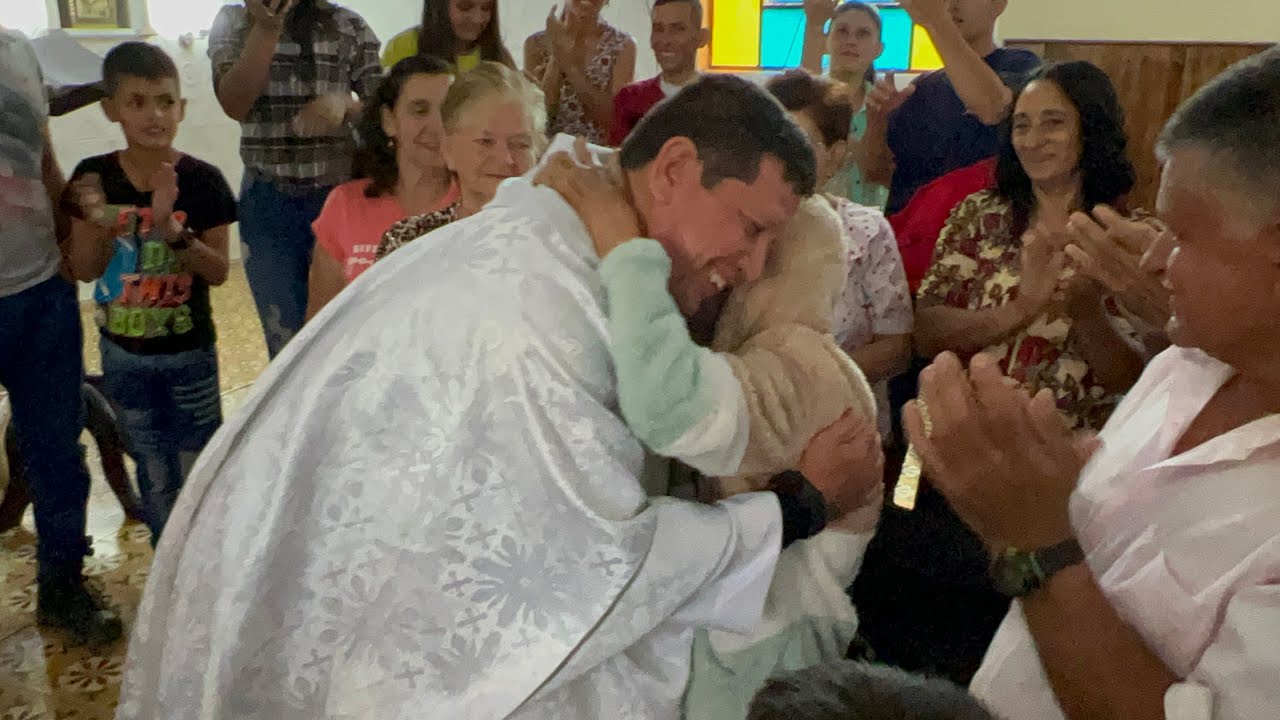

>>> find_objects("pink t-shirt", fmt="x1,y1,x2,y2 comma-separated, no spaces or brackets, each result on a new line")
312,179,459,283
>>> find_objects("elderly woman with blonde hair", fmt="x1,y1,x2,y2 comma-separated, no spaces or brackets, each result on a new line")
377,61,546,258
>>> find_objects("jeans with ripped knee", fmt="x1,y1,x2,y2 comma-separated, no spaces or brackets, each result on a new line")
238,171,333,358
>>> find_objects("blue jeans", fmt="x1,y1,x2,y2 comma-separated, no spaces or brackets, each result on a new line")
0,275,92,582
238,172,332,358
99,339,222,541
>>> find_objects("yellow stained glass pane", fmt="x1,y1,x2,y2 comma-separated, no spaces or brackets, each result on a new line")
910,24,943,70
710,0,762,68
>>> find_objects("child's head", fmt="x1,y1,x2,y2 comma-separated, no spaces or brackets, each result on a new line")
101,41,184,151
748,661,998,720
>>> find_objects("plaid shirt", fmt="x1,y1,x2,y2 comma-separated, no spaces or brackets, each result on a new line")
208,3,381,191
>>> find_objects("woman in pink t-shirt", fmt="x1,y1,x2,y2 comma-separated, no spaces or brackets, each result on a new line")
305,56,460,321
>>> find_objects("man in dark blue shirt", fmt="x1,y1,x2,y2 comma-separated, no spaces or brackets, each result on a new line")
861,0,1040,215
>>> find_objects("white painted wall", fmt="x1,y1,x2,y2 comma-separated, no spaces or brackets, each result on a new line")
1,0,659,294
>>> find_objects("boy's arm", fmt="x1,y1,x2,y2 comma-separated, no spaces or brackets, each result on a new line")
599,239,749,477
63,167,116,282
160,222,230,287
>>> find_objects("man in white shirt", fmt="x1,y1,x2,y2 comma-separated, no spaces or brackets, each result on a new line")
116,75,873,720
904,48,1280,720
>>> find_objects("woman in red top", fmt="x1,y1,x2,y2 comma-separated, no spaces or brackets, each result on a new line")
305,55,459,321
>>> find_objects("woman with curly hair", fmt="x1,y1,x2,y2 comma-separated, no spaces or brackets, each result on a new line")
854,61,1146,686
304,55,457,320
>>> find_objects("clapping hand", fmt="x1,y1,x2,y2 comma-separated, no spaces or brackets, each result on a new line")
546,5,581,69
904,352,1096,550
1065,206,1172,331
149,162,183,240
292,93,354,137
1014,230,1068,320
534,137,641,259
867,72,917,122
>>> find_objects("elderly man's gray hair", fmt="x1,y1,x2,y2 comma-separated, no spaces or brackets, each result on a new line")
747,661,999,720
1157,47,1280,219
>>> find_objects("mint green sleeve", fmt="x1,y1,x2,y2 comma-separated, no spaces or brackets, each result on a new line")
598,239,749,477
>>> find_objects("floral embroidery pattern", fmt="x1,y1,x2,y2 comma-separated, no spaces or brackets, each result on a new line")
917,190,1123,429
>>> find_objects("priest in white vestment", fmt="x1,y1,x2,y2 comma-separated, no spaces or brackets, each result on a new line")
116,75,837,720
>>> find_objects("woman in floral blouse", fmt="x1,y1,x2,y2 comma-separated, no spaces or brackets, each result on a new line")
915,60,1145,431
853,60,1145,688
524,0,636,145
766,70,914,441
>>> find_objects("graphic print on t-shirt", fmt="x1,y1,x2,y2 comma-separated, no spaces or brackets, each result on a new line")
94,206,197,340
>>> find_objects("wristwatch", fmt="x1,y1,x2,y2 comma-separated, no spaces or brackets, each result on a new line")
166,226,197,251
990,537,1085,597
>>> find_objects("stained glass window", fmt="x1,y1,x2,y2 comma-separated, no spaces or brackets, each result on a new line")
708,1,943,72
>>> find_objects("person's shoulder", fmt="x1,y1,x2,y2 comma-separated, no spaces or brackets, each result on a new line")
995,47,1043,70
0,30,40,72
386,27,417,49
175,154,227,180
71,152,118,178
0,28,34,51
328,178,373,202
602,23,634,44
834,196,892,237
330,3,373,28
617,76,658,98
960,188,1006,211
209,4,247,34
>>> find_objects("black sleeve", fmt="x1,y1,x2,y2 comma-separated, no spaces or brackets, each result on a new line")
185,161,238,233
770,470,828,549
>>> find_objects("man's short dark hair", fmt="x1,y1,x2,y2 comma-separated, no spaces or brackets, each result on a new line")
1157,46,1280,216
619,74,816,197
653,0,704,25
102,41,180,97
747,661,998,720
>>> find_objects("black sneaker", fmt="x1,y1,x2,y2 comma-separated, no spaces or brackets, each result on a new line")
36,577,124,646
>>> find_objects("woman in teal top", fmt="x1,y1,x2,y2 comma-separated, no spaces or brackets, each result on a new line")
801,1,890,208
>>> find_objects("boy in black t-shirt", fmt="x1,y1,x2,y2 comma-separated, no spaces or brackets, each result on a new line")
65,42,237,543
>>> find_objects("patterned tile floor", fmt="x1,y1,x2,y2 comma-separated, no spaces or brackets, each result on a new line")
0,266,265,719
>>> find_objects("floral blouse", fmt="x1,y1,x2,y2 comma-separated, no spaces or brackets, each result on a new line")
529,23,630,145
917,190,1127,430
375,204,460,261
830,197,914,437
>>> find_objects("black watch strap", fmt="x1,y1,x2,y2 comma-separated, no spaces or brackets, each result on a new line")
166,227,196,251
992,537,1085,597
1037,537,1086,578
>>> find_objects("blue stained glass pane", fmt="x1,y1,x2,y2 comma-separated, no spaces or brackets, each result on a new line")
876,7,912,71
760,7,806,69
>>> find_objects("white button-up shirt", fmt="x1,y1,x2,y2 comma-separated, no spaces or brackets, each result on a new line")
972,346,1280,720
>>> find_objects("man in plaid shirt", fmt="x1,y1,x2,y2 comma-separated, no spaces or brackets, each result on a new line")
209,0,381,357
